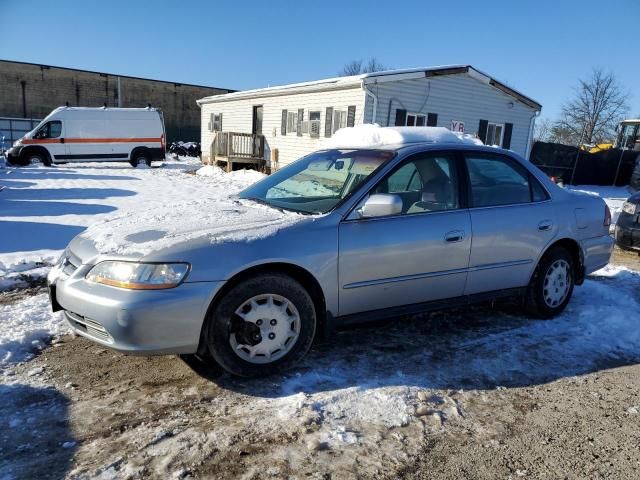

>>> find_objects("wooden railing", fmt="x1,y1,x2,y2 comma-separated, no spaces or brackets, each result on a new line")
212,132,265,159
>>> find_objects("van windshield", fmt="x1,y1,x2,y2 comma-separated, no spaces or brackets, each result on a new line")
239,149,395,214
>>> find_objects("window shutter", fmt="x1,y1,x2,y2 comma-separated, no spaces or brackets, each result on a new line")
208,112,214,132
395,109,407,126
478,119,489,143
325,107,333,137
297,109,304,136
427,113,438,127
503,123,513,149
281,109,287,135
219,113,222,131
347,106,356,127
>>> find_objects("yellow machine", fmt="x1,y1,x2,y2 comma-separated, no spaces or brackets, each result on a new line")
616,119,640,151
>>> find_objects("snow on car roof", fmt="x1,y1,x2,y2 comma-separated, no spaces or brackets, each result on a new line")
325,124,484,149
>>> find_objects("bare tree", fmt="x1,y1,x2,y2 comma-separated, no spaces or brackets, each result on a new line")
534,117,553,142
555,68,629,145
340,57,389,76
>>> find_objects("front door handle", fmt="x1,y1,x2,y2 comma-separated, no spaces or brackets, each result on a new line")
538,220,553,231
445,230,465,243
60,138,65,144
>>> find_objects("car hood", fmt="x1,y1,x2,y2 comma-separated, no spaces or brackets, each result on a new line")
74,198,307,261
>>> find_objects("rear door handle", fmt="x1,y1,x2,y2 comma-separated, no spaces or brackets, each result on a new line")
445,230,465,243
538,220,553,231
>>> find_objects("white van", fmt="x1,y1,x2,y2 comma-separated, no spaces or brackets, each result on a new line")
5,107,166,167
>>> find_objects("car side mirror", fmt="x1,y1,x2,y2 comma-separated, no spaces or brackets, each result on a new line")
357,194,403,218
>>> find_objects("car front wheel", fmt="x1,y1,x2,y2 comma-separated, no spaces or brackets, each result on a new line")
525,246,575,319
205,273,317,377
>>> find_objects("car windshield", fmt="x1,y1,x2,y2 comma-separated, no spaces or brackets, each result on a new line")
239,149,395,214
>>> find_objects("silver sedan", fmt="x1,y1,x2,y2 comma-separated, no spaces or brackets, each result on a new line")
48,139,614,377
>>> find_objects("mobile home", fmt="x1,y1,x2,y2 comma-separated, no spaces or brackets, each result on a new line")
197,65,542,170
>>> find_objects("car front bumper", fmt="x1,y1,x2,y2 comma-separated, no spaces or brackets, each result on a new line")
5,146,22,164
615,219,640,252
48,264,223,355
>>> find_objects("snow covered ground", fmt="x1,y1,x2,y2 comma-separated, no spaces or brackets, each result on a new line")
0,158,264,288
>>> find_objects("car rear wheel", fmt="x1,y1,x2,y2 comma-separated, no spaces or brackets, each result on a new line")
205,273,317,377
525,246,575,319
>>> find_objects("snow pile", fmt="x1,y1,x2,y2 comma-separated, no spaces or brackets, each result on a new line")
0,260,52,291
327,124,483,149
195,165,224,177
0,294,66,366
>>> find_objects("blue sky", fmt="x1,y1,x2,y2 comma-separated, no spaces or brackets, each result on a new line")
1,0,638,121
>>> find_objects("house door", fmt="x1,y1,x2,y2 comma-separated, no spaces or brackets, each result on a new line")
252,105,263,157
252,106,263,135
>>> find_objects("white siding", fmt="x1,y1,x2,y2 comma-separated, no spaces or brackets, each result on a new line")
362,73,538,157
200,86,366,167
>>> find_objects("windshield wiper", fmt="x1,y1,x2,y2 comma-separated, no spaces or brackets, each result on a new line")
242,197,311,215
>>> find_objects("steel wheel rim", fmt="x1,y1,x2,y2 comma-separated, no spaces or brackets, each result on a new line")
542,259,571,308
229,293,301,364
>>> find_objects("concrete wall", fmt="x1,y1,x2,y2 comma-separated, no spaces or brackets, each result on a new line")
0,60,233,142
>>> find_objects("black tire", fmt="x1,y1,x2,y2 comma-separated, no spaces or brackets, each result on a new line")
525,246,575,319
205,273,317,377
130,150,151,168
20,149,51,166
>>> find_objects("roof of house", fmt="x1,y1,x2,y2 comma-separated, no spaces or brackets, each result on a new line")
197,65,542,110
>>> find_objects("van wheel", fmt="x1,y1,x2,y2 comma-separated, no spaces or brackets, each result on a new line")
21,149,52,166
525,246,575,319
205,273,317,377
130,151,151,168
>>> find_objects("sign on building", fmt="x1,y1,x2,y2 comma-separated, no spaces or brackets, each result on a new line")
450,120,465,133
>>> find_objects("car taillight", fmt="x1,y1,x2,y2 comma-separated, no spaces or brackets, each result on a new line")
160,134,165,149
604,205,612,227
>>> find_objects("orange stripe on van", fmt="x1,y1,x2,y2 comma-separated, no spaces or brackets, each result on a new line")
23,137,161,145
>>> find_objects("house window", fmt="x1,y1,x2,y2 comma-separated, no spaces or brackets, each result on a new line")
309,111,321,138
405,113,426,127
332,110,347,133
486,123,504,146
209,113,222,132
287,111,298,133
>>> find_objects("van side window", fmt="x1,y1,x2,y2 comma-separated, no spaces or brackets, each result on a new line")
49,121,62,138
465,153,537,207
36,121,62,139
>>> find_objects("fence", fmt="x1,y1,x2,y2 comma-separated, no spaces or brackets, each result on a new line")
0,117,42,155
530,141,640,186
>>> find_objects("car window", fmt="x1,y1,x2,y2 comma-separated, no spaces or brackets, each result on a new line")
35,121,62,139
531,176,549,202
375,153,459,215
49,121,62,138
466,154,534,207
383,162,421,193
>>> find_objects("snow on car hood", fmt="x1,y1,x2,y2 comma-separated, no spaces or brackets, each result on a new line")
80,197,307,257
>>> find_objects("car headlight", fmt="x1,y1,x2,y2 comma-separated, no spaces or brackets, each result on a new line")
86,261,190,289
622,201,638,215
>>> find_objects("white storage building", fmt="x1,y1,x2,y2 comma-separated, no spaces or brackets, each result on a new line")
197,65,541,170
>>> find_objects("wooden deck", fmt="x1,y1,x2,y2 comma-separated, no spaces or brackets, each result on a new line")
210,132,265,172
